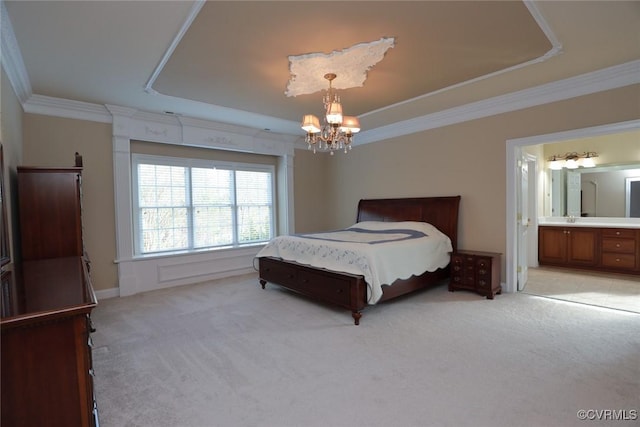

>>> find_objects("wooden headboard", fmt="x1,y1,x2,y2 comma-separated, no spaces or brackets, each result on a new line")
356,196,461,251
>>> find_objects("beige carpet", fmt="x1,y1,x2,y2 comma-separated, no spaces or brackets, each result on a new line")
524,267,640,314
92,274,640,427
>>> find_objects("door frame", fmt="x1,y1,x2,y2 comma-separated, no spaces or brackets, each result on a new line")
505,119,640,293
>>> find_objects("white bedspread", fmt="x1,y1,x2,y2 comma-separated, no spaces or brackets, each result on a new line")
256,221,453,304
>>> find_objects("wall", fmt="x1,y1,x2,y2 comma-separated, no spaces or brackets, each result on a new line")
324,85,640,279
1,65,23,264
542,130,640,166
292,148,331,233
17,84,640,292
22,114,117,292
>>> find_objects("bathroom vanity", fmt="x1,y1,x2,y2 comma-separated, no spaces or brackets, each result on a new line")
538,220,640,275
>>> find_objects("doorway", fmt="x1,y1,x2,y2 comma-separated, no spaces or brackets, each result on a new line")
505,119,640,294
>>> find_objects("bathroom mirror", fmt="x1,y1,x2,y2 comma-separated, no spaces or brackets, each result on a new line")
550,163,640,218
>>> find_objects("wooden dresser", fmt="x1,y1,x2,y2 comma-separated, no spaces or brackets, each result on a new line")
1,163,99,426
17,167,84,260
1,258,98,427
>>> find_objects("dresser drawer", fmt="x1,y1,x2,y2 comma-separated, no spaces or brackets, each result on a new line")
298,270,352,306
451,274,475,288
601,228,637,239
476,257,492,275
259,258,298,287
602,238,635,254
601,253,636,269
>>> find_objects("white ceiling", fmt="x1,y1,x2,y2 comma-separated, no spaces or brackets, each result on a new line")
3,1,639,138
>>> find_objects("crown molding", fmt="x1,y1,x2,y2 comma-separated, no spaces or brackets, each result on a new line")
143,0,206,94
23,94,112,123
20,60,639,147
360,0,563,120
1,0,32,103
355,60,640,145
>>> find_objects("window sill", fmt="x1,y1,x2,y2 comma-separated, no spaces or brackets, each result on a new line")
115,243,266,264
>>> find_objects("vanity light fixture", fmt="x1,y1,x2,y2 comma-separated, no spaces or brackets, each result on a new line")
547,151,598,170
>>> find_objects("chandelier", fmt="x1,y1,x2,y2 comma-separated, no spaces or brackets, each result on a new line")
301,73,361,155
548,151,598,170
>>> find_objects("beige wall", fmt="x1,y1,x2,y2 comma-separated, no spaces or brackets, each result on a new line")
1,65,24,264
22,114,117,291
542,130,640,166
321,85,640,279
292,148,331,233
16,84,640,291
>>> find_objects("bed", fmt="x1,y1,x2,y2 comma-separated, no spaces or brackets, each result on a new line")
257,196,460,325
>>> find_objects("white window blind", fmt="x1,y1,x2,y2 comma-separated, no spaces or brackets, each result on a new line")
132,154,274,255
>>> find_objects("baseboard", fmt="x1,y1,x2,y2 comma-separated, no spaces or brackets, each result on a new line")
95,287,120,300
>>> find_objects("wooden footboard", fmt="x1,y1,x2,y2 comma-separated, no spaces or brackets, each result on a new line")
259,257,449,325
259,257,368,324
258,196,460,325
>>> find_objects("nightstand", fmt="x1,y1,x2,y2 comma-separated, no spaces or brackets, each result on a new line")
449,250,502,299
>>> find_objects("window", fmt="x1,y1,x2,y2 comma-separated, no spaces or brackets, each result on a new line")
132,154,274,255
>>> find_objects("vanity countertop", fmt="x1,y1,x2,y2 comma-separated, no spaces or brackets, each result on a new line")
538,217,640,229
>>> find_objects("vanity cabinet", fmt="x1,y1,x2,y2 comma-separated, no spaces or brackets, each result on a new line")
539,226,640,275
601,228,638,271
538,226,598,267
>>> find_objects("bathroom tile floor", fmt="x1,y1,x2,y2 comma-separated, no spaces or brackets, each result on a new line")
524,266,640,314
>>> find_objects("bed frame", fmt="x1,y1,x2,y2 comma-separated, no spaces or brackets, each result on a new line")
258,196,461,325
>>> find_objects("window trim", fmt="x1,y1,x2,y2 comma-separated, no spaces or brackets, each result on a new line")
131,153,276,256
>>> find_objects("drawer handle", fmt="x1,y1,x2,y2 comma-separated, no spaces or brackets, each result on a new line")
454,277,461,282
478,269,487,275
616,231,621,235
616,243,621,248
478,280,486,286
616,258,621,262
